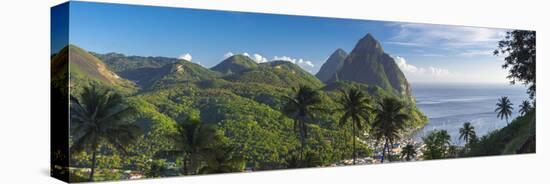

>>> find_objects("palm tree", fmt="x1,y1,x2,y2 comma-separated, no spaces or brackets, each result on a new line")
495,96,514,124
70,84,140,181
198,146,246,174
437,131,452,158
447,145,459,158
518,100,532,116
400,144,416,161
459,122,476,145
160,117,220,175
422,130,451,160
145,160,167,178
371,97,410,163
282,85,322,163
336,88,372,165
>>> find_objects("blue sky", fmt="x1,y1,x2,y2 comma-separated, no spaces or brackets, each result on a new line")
57,1,513,84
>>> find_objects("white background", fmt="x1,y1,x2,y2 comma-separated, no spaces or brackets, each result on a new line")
0,0,547,183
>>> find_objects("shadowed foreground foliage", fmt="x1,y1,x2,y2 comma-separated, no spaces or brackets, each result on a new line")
70,84,141,181
467,111,535,156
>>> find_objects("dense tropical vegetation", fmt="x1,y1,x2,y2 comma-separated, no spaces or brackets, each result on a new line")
400,144,416,161
518,100,532,116
494,30,536,99
52,30,535,182
282,85,323,165
58,39,428,181
422,130,451,160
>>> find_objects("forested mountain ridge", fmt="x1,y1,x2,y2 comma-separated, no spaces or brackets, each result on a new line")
93,52,179,72
222,60,324,88
65,39,426,131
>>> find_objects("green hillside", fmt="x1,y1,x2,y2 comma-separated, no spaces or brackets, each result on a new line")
128,83,344,169
51,46,69,94
93,50,322,90
225,60,324,88
93,52,178,73
65,43,427,141
141,60,221,90
468,111,536,156
211,54,259,74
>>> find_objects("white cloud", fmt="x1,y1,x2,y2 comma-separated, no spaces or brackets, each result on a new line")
252,53,268,63
178,53,192,61
390,23,507,48
223,52,234,59
393,56,450,77
385,41,427,47
222,52,316,71
459,50,493,57
394,56,420,73
224,52,268,63
428,66,450,76
299,59,315,67
420,53,445,57
272,56,315,68
273,56,294,63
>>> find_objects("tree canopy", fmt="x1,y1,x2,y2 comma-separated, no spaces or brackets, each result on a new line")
494,30,536,99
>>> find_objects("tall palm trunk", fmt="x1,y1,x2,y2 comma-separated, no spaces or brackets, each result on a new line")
352,119,356,165
303,122,308,166
183,156,189,175
342,129,348,161
89,146,97,181
298,117,306,166
381,139,388,163
388,140,393,162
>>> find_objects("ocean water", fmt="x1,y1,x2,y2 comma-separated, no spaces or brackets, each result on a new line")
411,83,529,145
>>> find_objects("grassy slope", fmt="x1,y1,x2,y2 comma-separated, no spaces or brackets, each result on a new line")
66,45,137,94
